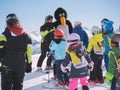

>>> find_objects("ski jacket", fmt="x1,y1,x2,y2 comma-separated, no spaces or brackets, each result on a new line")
108,47,120,78
40,23,55,44
49,39,67,60
72,26,88,48
62,45,91,78
0,28,32,72
87,34,104,55
103,31,113,55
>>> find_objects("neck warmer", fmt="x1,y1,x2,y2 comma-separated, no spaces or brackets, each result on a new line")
7,24,24,36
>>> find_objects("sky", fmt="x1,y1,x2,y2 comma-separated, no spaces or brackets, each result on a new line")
0,0,120,33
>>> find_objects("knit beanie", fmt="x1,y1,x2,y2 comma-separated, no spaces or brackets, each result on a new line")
6,13,19,25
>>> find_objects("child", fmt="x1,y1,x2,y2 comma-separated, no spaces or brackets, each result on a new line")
49,29,69,87
105,34,120,90
101,18,114,71
61,33,94,90
86,26,104,84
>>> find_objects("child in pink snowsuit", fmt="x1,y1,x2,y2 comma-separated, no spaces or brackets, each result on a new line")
61,33,94,90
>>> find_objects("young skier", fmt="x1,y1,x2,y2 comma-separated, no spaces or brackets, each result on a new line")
105,34,120,90
61,33,94,90
86,26,104,84
0,13,32,90
49,29,69,87
101,18,114,71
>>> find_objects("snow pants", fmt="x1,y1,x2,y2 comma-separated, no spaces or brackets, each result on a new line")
56,60,69,82
37,43,52,67
68,77,89,90
104,55,109,71
1,66,25,90
111,77,117,90
90,52,103,81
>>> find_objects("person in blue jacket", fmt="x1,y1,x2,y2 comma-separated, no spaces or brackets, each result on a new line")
49,29,69,88
101,18,114,71
72,21,89,48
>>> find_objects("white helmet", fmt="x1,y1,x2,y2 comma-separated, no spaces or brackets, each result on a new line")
91,26,101,35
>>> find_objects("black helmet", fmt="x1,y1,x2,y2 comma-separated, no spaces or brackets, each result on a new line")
45,15,53,22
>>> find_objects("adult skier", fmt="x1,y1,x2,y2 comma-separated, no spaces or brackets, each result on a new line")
0,13,32,90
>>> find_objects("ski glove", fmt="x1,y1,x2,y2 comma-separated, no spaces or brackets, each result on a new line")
105,72,114,86
47,50,54,57
61,64,67,73
25,63,32,73
88,61,94,71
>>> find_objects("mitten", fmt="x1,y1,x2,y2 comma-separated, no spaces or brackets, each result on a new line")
105,72,114,86
88,61,94,71
25,63,32,73
61,64,67,73
47,50,54,57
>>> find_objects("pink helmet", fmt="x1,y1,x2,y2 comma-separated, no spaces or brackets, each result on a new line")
67,33,80,46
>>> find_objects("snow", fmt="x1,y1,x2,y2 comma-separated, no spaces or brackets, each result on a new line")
0,54,110,90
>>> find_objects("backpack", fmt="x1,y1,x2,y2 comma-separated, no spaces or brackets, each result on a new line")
109,51,120,68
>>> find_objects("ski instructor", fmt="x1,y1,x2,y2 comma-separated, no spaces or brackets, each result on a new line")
0,13,32,90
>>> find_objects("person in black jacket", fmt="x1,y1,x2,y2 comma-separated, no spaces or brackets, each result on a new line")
0,13,32,90
37,15,55,71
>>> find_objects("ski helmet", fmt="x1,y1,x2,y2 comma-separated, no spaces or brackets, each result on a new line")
67,33,80,46
54,29,64,38
112,34,120,43
45,15,53,22
91,26,101,35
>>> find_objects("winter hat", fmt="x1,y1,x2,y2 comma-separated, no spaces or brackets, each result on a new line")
74,21,81,27
67,33,80,46
101,19,113,32
6,13,19,25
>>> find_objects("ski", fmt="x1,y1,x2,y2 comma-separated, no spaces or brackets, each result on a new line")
42,85,67,90
43,77,57,84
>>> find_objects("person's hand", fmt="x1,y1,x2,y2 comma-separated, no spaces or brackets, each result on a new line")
105,72,114,86
61,64,67,73
88,61,94,71
25,63,32,73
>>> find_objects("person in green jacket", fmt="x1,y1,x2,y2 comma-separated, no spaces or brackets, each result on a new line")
105,33,120,90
